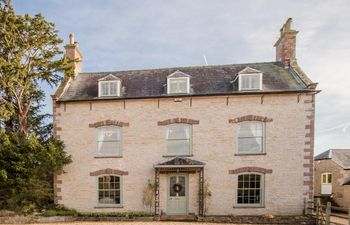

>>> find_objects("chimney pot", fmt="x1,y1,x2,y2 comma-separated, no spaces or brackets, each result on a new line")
69,33,75,45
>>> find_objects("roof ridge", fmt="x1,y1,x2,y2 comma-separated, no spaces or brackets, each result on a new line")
77,61,278,75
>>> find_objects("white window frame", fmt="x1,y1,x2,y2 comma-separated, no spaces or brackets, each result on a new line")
238,73,263,91
167,77,190,94
96,126,123,157
98,80,121,97
164,124,192,156
236,121,265,154
234,173,265,208
96,175,123,207
321,173,332,184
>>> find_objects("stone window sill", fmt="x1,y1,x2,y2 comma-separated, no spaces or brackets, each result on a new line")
234,153,266,156
233,205,265,208
94,156,123,159
162,154,193,158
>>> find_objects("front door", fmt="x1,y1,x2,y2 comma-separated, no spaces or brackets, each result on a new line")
167,174,188,215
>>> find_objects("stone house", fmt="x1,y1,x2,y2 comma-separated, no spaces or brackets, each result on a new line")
314,149,350,208
52,18,318,216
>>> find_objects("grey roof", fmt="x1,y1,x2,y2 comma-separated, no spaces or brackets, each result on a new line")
315,149,350,169
58,61,310,102
157,157,205,166
343,178,350,185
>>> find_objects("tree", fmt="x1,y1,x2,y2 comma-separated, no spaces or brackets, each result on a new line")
0,0,73,134
0,0,72,213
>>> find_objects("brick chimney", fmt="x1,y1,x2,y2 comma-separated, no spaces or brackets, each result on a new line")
65,33,83,74
274,18,298,67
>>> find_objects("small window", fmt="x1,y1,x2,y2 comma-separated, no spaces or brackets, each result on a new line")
167,77,190,94
165,124,191,155
239,74,262,91
98,175,121,205
322,173,332,184
99,81,120,97
97,126,122,156
237,173,264,206
237,122,264,153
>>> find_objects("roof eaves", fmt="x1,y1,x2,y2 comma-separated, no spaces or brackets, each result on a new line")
57,89,313,103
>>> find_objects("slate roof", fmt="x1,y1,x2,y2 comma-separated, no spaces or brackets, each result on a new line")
58,61,311,102
156,157,205,167
314,149,350,169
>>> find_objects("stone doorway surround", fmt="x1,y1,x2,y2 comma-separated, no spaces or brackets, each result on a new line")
154,157,205,217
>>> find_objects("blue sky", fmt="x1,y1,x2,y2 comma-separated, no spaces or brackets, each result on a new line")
13,0,350,155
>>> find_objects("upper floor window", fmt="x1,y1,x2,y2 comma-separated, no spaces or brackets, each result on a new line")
165,124,192,156
322,173,332,184
98,74,121,97
167,70,191,94
97,126,122,157
238,67,263,91
98,175,122,205
236,173,264,206
237,122,264,154
321,173,332,195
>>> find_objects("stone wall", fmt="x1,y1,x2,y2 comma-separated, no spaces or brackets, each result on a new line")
314,159,350,208
53,93,314,215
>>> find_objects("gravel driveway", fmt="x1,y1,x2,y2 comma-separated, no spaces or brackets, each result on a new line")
2,222,256,225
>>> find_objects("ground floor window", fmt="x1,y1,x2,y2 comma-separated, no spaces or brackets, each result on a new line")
98,175,121,205
237,173,264,206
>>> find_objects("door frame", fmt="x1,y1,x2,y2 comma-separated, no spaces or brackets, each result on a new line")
166,173,189,215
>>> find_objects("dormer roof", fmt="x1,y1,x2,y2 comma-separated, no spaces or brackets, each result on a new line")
98,74,121,81
238,67,262,74
167,70,191,78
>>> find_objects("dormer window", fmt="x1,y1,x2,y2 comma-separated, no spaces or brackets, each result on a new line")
167,71,190,94
98,74,121,97
238,67,263,91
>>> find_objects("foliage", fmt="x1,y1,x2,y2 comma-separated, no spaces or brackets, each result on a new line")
203,179,212,214
0,131,71,213
0,0,73,213
0,0,73,134
77,211,152,218
142,179,155,213
41,206,78,217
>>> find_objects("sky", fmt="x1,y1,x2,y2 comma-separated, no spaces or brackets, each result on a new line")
13,0,350,155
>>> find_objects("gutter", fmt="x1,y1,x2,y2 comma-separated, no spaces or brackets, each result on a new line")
56,89,320,103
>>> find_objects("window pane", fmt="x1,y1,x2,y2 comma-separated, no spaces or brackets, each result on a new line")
241,75,260,90
322,174,327,183
238,122,263,153
170,176,176,197
237,174,262,205
109,83,117,95
98,176,121,205
167,125,190,140
238,123,263,137
166,140,190,155
238,137,262,152
97,141,121,156
98,127,121,141
97,127,121,156
178,176,186,197
328,174,332,183
101,83,109,95
166,124,191,155
169,78,188,93
241,76,249,89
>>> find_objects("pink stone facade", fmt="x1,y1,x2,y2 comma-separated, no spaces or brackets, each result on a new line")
53,93,315,215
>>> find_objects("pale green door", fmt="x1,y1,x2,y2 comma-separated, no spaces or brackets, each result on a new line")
167,174,187,215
